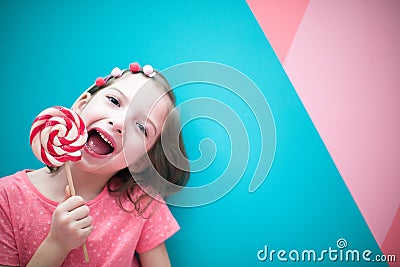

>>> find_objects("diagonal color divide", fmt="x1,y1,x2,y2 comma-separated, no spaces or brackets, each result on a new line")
246,0,310,62
247,0,400,256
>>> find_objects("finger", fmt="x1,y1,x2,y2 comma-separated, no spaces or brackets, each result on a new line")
73,225,93,247
68,205,90,221
58,196,86,212
81,225,94,239
74,215,93,230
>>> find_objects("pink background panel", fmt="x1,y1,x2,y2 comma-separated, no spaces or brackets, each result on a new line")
284,0,400,245
382,206,400,267
246,0,310,62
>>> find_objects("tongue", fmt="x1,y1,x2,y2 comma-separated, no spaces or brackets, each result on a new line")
87,132,113,155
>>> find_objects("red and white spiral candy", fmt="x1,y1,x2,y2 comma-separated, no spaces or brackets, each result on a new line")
30,106,88,167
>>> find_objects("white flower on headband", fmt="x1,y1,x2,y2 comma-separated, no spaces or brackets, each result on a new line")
142,64,155,77
111,67,123,78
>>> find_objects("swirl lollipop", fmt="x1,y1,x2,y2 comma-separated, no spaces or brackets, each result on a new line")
30,106,87,169
30,106,89,262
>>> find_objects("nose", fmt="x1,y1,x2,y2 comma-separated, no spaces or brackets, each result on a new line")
108,120,122,134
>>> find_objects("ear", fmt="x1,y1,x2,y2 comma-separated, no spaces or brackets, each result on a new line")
71,92,92,114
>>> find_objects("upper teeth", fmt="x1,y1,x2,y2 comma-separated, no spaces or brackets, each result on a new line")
97,130,113,147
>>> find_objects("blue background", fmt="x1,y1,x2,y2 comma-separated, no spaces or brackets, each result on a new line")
0,0,387,266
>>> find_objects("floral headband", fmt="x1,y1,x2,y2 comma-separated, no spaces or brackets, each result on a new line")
95,62,156,87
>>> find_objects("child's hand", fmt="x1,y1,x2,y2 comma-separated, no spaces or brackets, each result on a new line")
47,185,93,253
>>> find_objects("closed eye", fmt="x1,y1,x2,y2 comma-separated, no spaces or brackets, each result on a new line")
107,96,120,107
136,122,148,137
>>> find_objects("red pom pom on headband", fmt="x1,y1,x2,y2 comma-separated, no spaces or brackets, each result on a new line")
95,77,106,87
95,62,155,87
129,62,140,72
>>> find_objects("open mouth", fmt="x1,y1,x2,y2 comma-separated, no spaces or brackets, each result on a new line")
86,129,115,155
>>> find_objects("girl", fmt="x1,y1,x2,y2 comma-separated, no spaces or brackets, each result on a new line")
0,63,189,266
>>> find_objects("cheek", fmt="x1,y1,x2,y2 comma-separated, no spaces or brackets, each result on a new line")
122,135,148,166
78,107,96,126
78,97,104,121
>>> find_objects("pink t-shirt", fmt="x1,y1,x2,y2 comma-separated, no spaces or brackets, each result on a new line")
0,170,180,266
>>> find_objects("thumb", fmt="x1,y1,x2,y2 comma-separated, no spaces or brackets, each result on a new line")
64,185,71,201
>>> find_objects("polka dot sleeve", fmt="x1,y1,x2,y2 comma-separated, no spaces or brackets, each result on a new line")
0,181,19,266
135,200,180,253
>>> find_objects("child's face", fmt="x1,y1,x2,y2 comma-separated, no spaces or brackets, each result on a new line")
73,74,172,176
